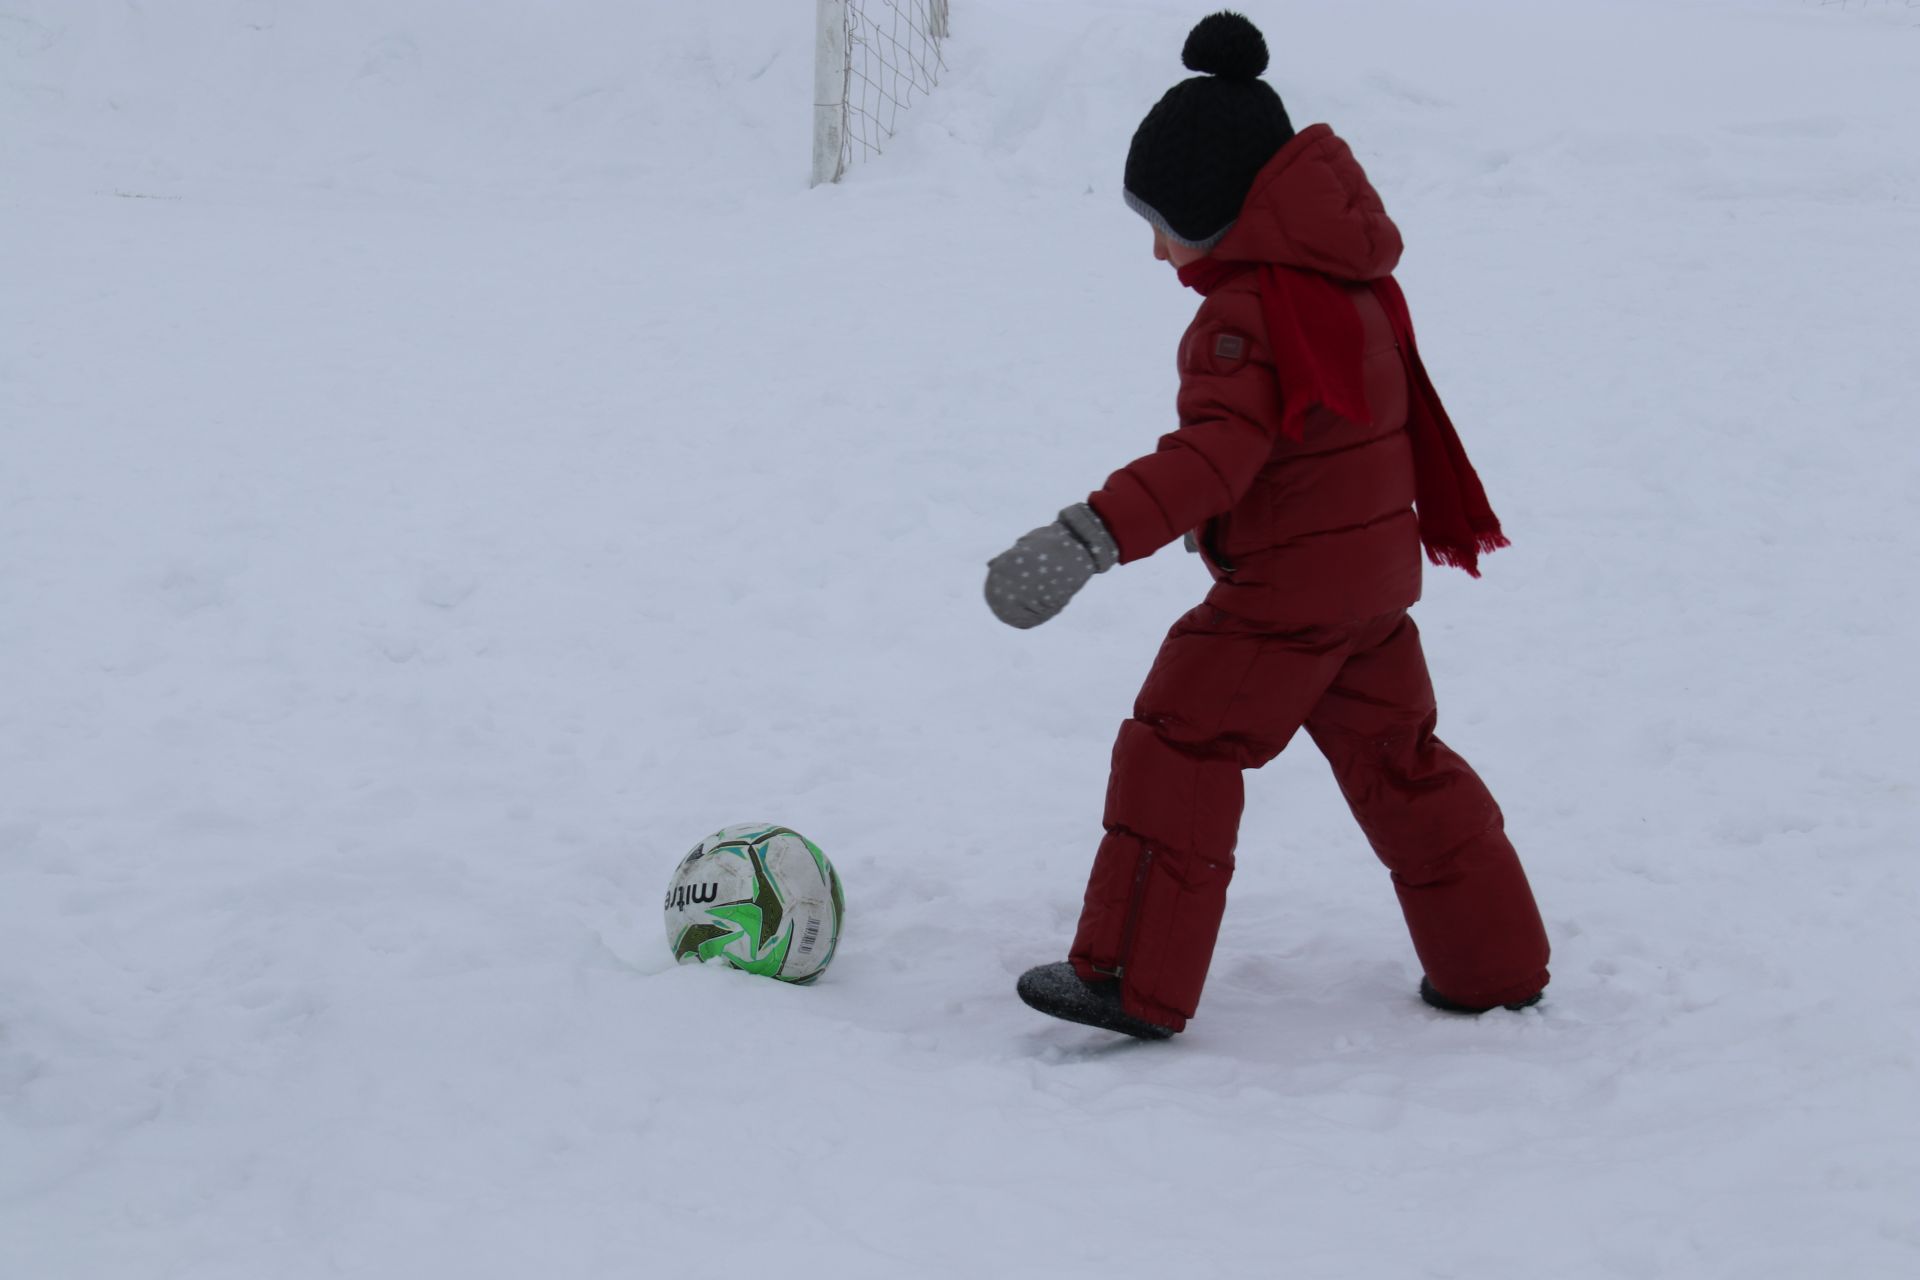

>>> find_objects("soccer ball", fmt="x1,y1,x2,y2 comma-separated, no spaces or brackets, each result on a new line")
663,823,844,984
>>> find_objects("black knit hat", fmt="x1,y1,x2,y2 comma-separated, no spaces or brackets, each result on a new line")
1124,12,1295,251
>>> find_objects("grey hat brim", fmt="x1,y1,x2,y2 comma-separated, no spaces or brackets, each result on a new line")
1124,187,1232,253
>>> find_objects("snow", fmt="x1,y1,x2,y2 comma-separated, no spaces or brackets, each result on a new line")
3,0,1918,1276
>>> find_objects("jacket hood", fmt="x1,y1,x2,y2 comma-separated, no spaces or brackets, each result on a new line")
1211,124,1404,281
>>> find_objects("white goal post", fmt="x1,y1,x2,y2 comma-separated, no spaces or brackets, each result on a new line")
812,0,951,186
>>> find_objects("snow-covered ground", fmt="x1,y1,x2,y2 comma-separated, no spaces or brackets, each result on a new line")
3,1,1917,1276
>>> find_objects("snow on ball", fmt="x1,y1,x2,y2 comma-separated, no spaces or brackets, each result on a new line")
663,823,845,984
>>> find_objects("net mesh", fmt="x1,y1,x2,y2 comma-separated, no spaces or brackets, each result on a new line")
836,1,949,179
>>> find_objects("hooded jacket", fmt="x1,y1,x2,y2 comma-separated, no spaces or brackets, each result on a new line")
1088,124,1423,628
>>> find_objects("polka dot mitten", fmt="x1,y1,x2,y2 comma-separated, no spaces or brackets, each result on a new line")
984,503,1119,630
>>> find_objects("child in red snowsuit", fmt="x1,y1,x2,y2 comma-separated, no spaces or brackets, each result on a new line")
986,12,1550,1038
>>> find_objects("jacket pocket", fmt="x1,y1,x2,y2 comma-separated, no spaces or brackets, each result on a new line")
1199,515,1237,576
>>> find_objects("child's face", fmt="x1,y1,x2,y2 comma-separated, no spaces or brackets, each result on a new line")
1152,226,1207,270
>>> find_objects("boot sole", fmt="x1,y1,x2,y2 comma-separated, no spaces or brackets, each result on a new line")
1420,976,1544,1014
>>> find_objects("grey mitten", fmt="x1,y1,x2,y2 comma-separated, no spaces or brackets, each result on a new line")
984,503,1120,629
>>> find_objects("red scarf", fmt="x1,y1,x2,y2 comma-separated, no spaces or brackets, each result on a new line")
1178,258,1509,577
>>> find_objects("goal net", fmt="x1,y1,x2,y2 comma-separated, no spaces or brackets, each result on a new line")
812,1,950,186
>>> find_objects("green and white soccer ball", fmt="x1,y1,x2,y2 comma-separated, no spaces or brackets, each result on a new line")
664,823,844,984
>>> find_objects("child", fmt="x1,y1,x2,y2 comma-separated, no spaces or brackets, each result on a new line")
985,11,1550,1040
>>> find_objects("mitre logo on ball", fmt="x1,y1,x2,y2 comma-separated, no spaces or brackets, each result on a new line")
663,882,720,911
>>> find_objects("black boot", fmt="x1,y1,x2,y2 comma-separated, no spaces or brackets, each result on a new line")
1419,976,1543,1014
1016,962,1176,1040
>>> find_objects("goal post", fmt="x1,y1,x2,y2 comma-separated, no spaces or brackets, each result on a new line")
812,0,951,187
813,0,849,188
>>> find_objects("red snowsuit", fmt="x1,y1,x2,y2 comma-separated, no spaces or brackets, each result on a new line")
1073,125,1550,1030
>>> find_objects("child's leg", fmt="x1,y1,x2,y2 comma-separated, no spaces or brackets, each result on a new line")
1070,605,1352,1029
1303,614,1550,1007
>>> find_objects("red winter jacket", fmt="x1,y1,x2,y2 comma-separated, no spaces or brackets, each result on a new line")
1088,125,1423,629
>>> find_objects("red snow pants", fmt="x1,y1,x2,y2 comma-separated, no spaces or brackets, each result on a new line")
1069,605,1549,1031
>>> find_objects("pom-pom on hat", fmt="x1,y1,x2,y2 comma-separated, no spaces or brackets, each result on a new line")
1124,11,1295,251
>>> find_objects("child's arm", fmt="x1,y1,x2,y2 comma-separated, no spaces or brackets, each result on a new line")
1087,289,1282,564
983,290,1279,630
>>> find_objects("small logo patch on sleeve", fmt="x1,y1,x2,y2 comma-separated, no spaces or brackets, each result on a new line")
1181,326,1254,377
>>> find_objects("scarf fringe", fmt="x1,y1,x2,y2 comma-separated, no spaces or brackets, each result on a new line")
1424,530,1511,578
